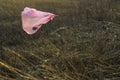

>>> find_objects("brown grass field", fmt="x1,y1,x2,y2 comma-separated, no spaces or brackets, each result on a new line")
0,0,120,80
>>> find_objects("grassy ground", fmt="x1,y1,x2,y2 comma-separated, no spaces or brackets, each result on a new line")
0,0,120,80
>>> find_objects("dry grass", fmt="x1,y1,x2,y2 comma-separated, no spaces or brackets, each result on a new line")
0,0,120,80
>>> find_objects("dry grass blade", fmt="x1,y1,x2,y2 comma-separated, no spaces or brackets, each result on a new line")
0,61,38,80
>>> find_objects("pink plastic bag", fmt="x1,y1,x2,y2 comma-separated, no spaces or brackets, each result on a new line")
21,7,57,35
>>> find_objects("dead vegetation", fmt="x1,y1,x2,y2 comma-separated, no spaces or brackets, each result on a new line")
0,0,120,80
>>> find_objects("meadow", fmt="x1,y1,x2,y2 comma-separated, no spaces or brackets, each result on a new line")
0,0,120,80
